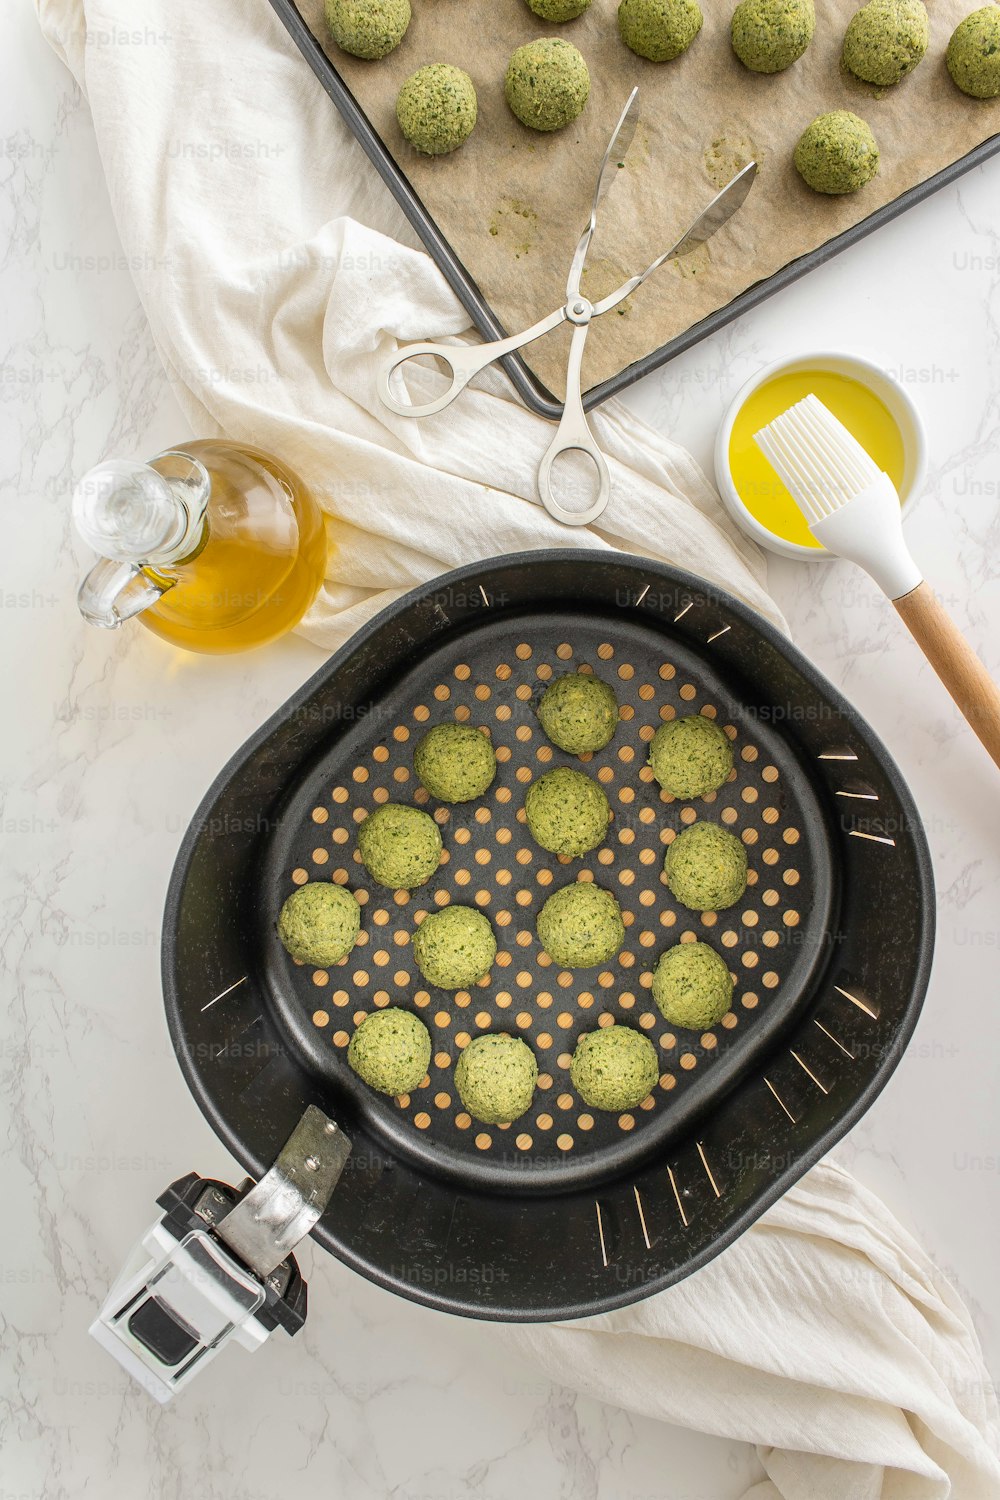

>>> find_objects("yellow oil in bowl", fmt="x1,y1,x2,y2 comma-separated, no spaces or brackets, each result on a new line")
728,369,907,550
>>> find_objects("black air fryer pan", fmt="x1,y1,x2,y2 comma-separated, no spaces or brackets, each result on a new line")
163,552,934,1321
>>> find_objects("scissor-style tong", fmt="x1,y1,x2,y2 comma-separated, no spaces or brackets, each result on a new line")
378,87,757,527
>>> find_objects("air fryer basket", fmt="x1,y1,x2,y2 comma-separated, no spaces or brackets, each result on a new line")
163,552,934,1320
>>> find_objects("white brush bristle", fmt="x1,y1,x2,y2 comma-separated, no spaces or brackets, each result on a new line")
753,393,882,526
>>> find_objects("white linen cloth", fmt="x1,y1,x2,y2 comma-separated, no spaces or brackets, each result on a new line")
508,1161,1000,1499
36,1,1000,1494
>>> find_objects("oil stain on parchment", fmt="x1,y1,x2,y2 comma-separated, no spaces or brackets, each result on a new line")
489,198,539,260
622,123,652,177
705,126,761,189
669,242,713,281
580,257,635,317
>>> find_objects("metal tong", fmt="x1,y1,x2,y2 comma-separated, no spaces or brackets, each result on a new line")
378,88,757,527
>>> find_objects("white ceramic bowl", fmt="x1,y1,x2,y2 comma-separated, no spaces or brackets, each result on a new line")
714,352,928,563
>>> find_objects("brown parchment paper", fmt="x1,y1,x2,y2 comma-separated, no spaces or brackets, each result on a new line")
294,0,1000,401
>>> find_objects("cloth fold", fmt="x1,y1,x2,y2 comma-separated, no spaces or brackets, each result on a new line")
507,1163,1000,1498
36,1,1000,1494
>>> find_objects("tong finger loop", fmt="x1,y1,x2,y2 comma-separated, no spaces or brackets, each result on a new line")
377,343,478,418
537,432,611,529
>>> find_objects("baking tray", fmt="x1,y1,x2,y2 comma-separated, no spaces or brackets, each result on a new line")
268,0,1000,420
163,551,935,1319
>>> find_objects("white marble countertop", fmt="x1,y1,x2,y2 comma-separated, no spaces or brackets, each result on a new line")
4,2,999,1494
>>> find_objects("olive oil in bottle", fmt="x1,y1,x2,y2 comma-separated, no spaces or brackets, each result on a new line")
73,440,325,653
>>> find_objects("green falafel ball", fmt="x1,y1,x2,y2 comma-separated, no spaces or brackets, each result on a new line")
570,1025,659,1111
324,0,410,58
537,672,619,754
413,904,497,989
618,0,703,60
731,0,815,72
357,803,442,890
525,0,592,18
396,65,478,156
842,0,928,85
277,881,361,966
947,7,1000,98
664,821,748,911
536,881,625,968
414,722,496,802
525,767,611,857
348,1008,431,1095
649,715,733,798
505,38,590,132
454,1033,538,1123
794,111,880,195
652,941,734,1029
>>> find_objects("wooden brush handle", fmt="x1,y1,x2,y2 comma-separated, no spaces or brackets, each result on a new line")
894,581,1000,769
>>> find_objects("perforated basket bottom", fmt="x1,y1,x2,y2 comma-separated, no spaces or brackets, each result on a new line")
260,613,832,1192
